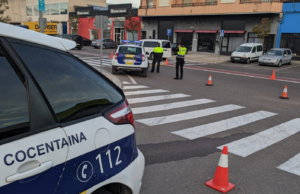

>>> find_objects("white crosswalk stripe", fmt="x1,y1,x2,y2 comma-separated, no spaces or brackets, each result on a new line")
127,94,190,104
217,118,300,157
172,111,277,140
125,89,169,96
132,99,215,114
123,81,132,84
136,104,244,126
277,153,300,176
123,85,149,90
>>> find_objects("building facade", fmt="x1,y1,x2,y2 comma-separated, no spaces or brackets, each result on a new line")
70,4,142,43
276,1,300,59
139,0,283,54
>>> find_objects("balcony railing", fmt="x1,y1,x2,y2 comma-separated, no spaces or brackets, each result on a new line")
240,0,282,3
171,1,218,7
139,5,157,8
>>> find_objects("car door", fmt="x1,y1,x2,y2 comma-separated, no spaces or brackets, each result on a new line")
0,39,68,194
256,45,263,57
111,39,118,48
250,46,257,61
287,49,293,63
283,50,289,64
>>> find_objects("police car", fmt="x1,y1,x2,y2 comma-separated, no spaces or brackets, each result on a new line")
0,23,145,194
112,40,149,77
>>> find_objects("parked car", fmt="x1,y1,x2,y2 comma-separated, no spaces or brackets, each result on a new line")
259,48,293,67
58,34,83,50
171,43,189,55
91,39,118,49
140,39,172,59
231,43,263,64
82,37,92,46
0,22,145,194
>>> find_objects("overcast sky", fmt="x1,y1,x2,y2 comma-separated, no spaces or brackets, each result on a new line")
108,0,140,8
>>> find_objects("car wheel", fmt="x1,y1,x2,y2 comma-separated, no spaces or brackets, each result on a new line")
278,60,282,67
102,44,106,49
93,189,113,194
112,67,117,74
150,53,154,60
141,70,148,77
231,60,235,63
78,47,82,50
246,58,250,64
288,59,292,65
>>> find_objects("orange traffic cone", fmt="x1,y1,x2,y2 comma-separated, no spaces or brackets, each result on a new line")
110,52,113,58
280,85,289,99
270,70,276,80
206,146,235,193
206,75,213,86
165,58,168,65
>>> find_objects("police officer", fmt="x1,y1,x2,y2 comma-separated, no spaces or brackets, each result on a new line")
151,43,164,73
174,44,187,80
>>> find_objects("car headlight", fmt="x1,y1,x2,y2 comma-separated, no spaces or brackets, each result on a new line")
272,59,277,62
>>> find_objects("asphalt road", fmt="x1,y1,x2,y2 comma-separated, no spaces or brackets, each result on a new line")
70,46,300,194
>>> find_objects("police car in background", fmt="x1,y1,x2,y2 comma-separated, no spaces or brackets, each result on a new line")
0,22,144,194
112,40,149,77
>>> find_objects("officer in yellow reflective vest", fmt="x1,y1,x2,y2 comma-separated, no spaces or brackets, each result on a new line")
151,43,164,73
174,44,187,80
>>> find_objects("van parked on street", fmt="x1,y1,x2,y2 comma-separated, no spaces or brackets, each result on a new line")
140,39,172,60
231,43,263,64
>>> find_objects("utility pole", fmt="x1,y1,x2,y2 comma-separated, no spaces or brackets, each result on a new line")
38,0,45,33
39,11,44,33
100,15,103,73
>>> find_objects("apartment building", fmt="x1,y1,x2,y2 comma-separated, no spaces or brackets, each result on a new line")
139,0,283,54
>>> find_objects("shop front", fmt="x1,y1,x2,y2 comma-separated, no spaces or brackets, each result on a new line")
196,30,217,52
23,22,58,35
69,4,141,43
175,30,193,51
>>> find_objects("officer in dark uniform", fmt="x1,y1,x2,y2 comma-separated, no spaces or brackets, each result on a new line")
174,44,187,80
151,43,164,73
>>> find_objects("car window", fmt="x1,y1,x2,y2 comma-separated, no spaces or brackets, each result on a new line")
162,41,171,48
287,50,292,55
12,43,123,123
0,50,29,140
257,45,263,52
119,46,142,55
252,47,256,53
266,50,283,56
236,46,252,52
110,39,114,42
143,41,159,48
284,50,287,55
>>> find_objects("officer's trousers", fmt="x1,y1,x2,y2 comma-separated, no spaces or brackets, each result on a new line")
176,58,185,79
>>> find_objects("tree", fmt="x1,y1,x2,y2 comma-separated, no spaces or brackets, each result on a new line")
252,18,272,45
69,15,80,34
125,13,140,41
0,0,11,23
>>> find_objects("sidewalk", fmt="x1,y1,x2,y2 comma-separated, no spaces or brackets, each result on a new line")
169,52,230,64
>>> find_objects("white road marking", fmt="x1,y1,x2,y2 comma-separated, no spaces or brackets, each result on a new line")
86,63,111,67
217,118,300,157
132,99,215,114
127,94,190,104
278,153,300,176
123,81,132,84
126,73,137,84
125,89,169,96
123,85,149,90
172,111,277,140
136,104,244,126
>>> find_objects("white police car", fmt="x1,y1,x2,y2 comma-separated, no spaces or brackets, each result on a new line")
0,22,144,194
112,41,149,77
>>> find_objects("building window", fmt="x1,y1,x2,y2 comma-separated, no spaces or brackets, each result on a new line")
159,0,169,7
26,6,32,16
247,32,262,43
44,4,50,15
280,33,300,56
51,3,59,15
34,5,39,16
60,3,68,14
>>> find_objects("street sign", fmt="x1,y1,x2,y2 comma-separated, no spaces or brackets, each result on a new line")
95,15,109,29
167,29,172,36
220,30,225,38
38,0,45,11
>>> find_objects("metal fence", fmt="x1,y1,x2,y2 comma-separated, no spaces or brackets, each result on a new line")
139,5,157,9
171,1,217,7
240,0,282,4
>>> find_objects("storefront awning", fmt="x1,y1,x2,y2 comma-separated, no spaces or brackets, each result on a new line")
196,30,217,33
218,30,245,34
174,30,194,33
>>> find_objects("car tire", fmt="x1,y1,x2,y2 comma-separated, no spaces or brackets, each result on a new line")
102,44,106,49
245,58,250,64
141,69,148,77
278,60,282,67
231,60,235,63
112,67,117,74
93,189,113,194
150,53,154,60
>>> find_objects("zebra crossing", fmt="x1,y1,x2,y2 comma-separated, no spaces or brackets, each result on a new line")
124,81,300,177
80,57,112,67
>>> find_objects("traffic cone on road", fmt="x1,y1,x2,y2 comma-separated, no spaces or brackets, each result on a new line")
165,58,168,65
270,70,276,80
110,52,113,58
206,146,235,193
280,85,289,99
206,75,213,86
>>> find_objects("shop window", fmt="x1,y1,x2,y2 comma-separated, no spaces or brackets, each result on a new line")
34,5,39,16
159,0,169,7
60,3,68,14
247,32,262,43
280,33,300,56
26,6,32,16
51,4,59,15
44,4,50,15
198,33,215,52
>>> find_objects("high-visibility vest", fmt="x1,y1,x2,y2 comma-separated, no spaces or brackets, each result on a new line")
153,47,164,53
178,47,187,56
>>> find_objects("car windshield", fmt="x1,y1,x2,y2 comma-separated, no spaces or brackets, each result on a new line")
266,50,283,56
119,46,142,55
236,46,252,52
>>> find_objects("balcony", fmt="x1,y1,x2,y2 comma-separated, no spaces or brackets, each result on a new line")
139,5,157,8
171,1,217,7
240,0,282,3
